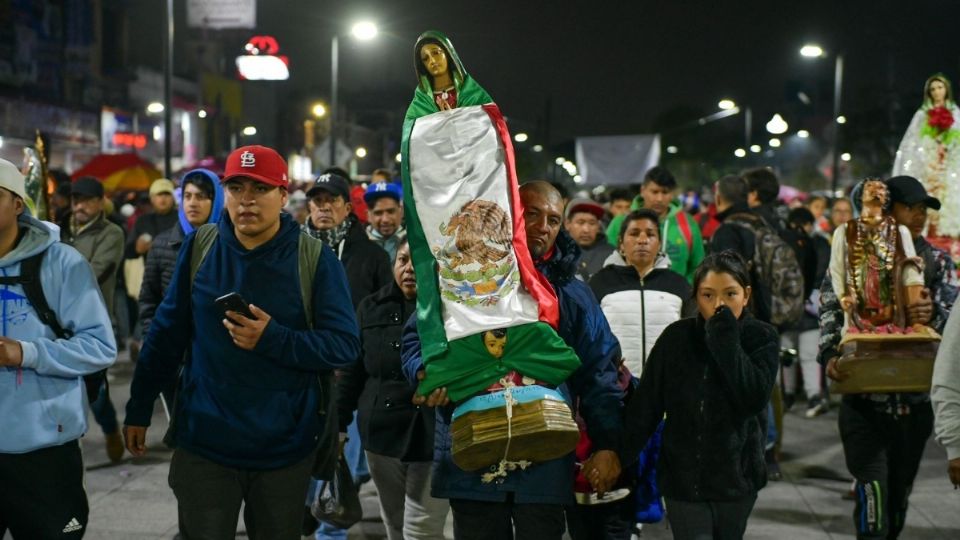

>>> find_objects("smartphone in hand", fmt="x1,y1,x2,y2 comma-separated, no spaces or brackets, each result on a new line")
215,292,256,324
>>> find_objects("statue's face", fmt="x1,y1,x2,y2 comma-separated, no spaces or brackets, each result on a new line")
483,330,507,359
863,181,888,206
420,43,449,79
929,80,948,104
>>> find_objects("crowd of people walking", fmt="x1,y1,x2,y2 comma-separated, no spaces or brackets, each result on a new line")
2,140,960,540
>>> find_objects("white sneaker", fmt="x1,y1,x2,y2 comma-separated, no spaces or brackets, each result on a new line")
805,397,828,418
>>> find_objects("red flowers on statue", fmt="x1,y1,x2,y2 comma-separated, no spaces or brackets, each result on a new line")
927,106,955,132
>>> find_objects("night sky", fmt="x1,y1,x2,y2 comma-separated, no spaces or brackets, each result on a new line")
247,0,960,143
126,0,960,151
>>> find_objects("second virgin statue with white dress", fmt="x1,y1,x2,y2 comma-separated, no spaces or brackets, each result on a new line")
893,74,960,255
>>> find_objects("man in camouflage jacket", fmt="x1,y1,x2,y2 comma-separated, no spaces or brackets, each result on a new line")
818,175,958,539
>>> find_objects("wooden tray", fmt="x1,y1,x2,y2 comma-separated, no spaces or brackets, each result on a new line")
832,339,938,394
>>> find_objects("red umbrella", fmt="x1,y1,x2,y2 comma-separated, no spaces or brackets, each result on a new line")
72,153,162,193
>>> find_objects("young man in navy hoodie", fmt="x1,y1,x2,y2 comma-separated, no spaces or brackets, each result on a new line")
123,146,360,539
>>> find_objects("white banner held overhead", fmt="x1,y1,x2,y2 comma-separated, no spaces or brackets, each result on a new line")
187,0,256,29
575,134,660,186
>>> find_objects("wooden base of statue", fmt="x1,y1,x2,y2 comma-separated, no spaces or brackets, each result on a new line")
450,388,579,472
832,334,940,394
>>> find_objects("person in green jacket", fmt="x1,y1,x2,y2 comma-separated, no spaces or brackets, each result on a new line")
607,166,704,283
63,176,126,463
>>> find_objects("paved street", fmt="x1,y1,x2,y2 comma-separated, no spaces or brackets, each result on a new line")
11,354,960,539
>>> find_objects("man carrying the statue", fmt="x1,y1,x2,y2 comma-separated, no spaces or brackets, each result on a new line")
818,175,958,539
401,182,624,540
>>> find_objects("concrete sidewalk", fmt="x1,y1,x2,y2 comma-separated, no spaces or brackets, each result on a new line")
10,355,960,539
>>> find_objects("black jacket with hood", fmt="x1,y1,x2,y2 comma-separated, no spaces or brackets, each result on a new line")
619,309,779,502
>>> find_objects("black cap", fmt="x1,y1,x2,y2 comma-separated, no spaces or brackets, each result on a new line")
306,173,351,201
71,176,104,199
886,175,941,210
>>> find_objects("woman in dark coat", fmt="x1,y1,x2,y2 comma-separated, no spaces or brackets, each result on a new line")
336,240,449,539
611,251,779,539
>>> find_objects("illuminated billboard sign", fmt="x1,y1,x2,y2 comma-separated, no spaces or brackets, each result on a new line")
236,35,289,81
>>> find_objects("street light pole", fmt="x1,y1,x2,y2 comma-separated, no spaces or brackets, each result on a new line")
831,54,844,193
163,0,173,178
329,35,339,169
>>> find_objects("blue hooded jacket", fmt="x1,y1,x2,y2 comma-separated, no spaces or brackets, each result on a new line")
401,230,623,504
0,214,117,453
139,168,225,333
125,213,360,469
177,168,224,235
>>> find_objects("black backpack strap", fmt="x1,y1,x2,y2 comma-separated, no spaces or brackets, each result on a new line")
0,250,104,404
0,252,71,339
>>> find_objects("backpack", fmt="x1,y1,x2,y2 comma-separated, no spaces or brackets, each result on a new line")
0,250,106,404
726,213,804,327
185,224,340,479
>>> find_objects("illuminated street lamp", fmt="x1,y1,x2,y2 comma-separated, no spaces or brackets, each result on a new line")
351,21,378,40
800,44,824,58
797,129,809,138
242,126,257,136
147,102,165,114
311,102,328,118
718,99,736,110
800,43,844,191
769,138,781,148
330,21,378,167
514,132,529,143
734,148,747,158
766,114,788,135
355,147,368,159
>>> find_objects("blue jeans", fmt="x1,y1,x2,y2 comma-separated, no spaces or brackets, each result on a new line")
90,381,118,435
312,412,369,539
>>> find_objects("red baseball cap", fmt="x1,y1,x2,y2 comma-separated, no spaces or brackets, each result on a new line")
565,197,605,220
222,145,289,188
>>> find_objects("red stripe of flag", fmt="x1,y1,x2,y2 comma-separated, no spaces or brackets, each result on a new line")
482,103,561,329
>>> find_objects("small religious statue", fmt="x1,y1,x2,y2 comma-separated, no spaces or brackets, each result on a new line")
829,179,941,393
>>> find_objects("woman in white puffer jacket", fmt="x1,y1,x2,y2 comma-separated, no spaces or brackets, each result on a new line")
590,209,695,377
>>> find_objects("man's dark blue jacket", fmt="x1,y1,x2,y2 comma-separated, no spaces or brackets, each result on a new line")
125,214,360,470
401,231,623,504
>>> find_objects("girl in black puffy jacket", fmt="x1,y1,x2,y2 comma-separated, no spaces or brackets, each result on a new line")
617,251,779,539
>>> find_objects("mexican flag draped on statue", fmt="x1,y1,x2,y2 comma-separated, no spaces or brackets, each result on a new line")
401,31,580,401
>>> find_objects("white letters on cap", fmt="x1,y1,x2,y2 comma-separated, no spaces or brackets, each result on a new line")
240,151,256,168
317,174,331,183
375,183,387,192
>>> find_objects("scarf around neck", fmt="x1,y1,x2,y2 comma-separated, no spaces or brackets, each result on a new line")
306,213,355,250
